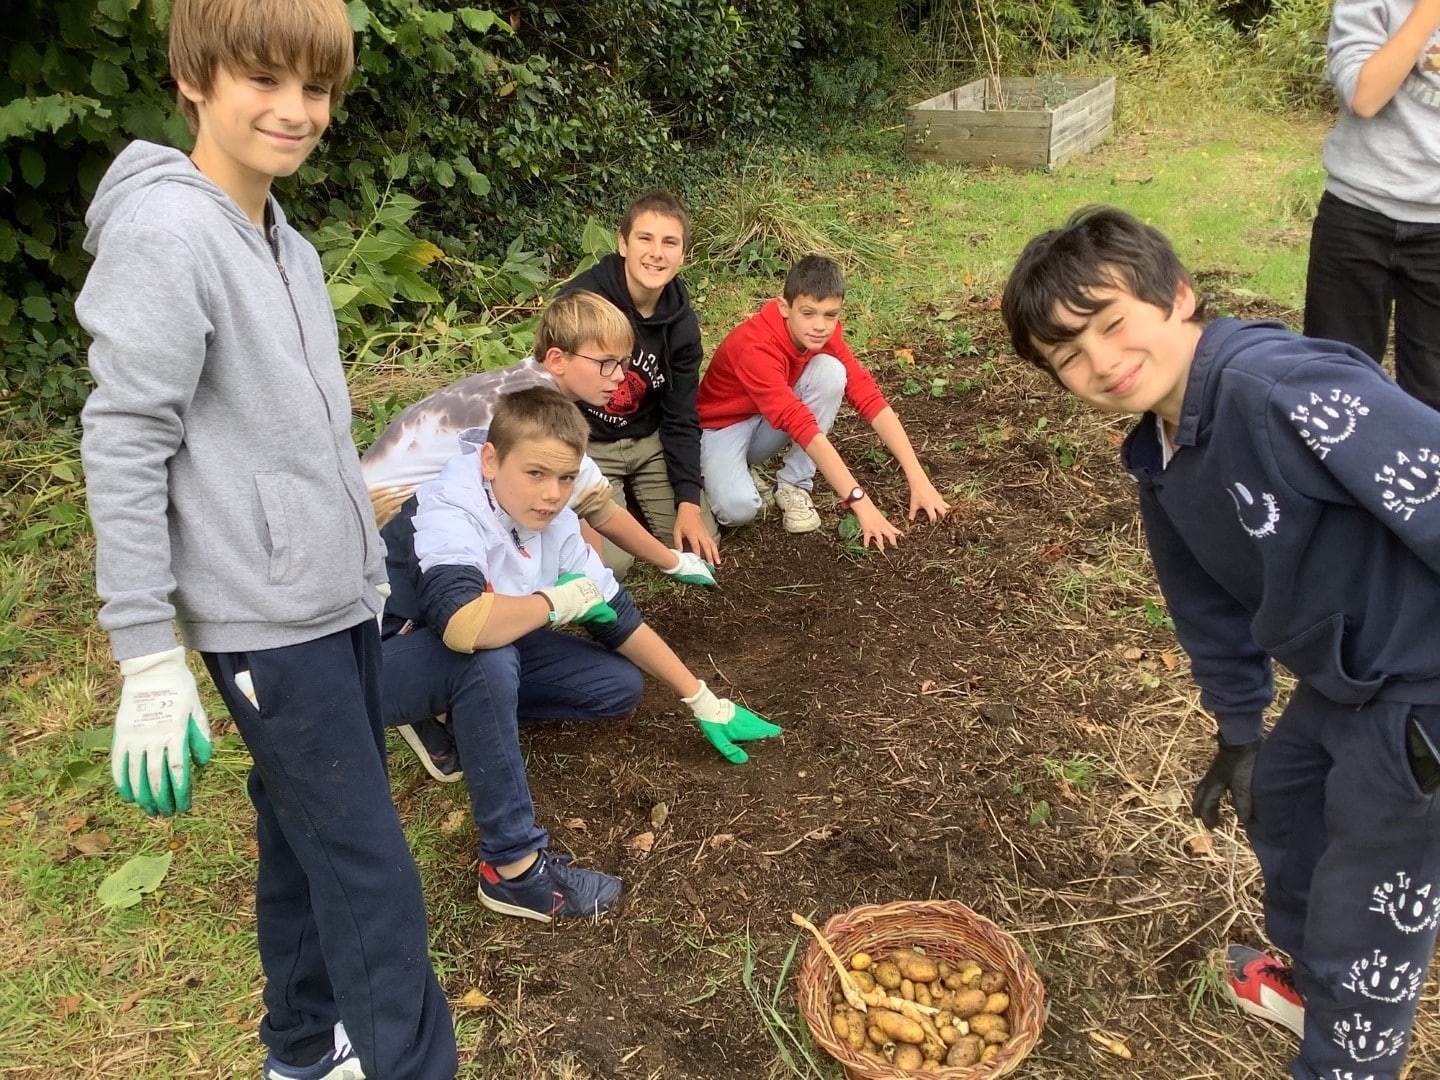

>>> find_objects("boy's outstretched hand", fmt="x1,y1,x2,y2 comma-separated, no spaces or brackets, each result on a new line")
539,573,617,625
683,680,783,764
908,476,952,524
662,549,718,587
112,647,213,816
1192,736,1260,828
852,500,903,551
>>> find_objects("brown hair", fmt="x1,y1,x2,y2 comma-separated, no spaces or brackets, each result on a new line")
488,386,590,461
169,0,355,132
619,189,690,247
533,290,635,362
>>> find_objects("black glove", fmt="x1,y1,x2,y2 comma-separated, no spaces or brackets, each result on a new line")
1191,737,1261,829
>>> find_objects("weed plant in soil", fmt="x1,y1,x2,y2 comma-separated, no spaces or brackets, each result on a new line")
9,82,1440,1080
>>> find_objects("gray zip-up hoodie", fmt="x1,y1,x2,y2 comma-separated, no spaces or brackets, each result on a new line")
1323,0,1440,223
78,141,384,661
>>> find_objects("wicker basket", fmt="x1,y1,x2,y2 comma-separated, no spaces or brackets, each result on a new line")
796,900,1045,1080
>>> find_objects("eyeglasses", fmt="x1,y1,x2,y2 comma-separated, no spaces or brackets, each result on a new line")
573,352,630,378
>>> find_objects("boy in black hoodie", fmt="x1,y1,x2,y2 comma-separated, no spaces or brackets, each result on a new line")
1004,206,1440,1080
559,191,720,577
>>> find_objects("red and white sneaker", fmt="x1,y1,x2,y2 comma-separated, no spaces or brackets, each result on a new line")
1225,945,1305,1038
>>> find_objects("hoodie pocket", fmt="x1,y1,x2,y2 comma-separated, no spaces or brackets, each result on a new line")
1269,612,1384,704
252,471,363,595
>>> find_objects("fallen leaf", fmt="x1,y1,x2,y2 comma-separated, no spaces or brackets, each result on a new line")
629,831,655,854
893,347,916,365
564,817,589,832
98,852,172,910
962,270,975,286
19,668,54,689
1107,431,1126,446
244,840,259,860
709,833,736,847
920,679,936,693
650,802,669,829
117,988,146,1014
1075,718,1107,737
1183,833,1215,858
439,810,467,835
55,995,82,1018
71,832,110,856
1089,1030,1132,1059
458,988,492,1009
1039,542,1067,562
983,295,1002,311
1160,651,1178,670
1123,647,1145,661
64,814,90,836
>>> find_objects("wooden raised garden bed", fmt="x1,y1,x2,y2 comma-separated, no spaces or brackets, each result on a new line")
905,75,1116,169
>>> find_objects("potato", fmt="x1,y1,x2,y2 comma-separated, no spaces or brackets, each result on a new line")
832,990,845,1005
872,961,903,990
922,1038,946,1062
961,965,984,990
847,1021,867,1053
981,1044,999,1062
946,1035,984,1068
922,1060,942,1072
929,978,945,999
893,1044,924,1070
984,991,1010,1015
952,988,987,1019
970,1013,1010,1044
851,952,873,971
937,960,952,977
849,970,876,993
938,1024,960,1046
900,978,915,1001
980,970,1008,995
867,1025,888,1048
935,1010,954,1029
832,1013,851,1041
872,1009,926,1046
893,950,940,984
942,973,965,991
914,982,933,1008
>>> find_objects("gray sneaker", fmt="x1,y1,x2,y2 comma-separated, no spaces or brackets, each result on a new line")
774,481,821,533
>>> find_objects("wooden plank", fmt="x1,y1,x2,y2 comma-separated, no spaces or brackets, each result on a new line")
912,110,1053,130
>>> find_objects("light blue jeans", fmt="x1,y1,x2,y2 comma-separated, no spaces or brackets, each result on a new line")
700,353,846,527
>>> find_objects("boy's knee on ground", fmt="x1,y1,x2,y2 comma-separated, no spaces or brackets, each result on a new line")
710,488,763,529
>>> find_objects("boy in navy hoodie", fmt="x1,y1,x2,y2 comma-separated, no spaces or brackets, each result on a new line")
1003,206,1440,1080
558,191,720,576
76,1,456,1077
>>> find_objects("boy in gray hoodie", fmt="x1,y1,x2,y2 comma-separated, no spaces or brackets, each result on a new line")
76,1,456,1078
1304,0,1440,407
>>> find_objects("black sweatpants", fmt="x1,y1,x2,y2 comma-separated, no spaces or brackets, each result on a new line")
204,621,457,1080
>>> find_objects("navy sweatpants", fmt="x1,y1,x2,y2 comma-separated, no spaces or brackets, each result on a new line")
203,622,457,1080
1246,684,1440,1080
380,625,643,866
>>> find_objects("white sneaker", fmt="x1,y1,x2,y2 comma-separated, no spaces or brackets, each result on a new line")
774,481,821,533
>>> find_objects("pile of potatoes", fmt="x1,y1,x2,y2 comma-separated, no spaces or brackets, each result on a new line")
829,948,1013,1072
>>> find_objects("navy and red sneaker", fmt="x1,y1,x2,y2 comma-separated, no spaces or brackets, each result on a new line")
396,717,463,783
477,851,622,923
1225,944,1304,1038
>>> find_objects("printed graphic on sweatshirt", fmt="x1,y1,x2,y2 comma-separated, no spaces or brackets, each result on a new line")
1402,32,1440,107
1333,1013,1405,1063
1374,449,1440,521
1342,950,1423,1004
1369,871,1440,934
589,349,666,426
1329,1071,1377,1080
1289,388,1369,459
1227,481,1280,538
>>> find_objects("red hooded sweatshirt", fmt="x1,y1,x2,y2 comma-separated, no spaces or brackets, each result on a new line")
697,299,889,448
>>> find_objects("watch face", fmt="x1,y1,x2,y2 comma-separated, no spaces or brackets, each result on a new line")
846,487,864,504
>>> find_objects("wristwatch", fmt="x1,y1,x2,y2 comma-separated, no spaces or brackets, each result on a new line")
841,486,866,510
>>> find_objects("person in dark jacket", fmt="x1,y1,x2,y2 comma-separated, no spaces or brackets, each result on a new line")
558,191,720,577
1004,205,1440,1080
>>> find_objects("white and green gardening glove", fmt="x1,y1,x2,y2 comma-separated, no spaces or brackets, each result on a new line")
683,681,784,764
112,647,213,816
538,572,617,626
662,550,718,588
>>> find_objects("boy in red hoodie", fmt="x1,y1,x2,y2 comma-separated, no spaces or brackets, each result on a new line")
697,255,949,549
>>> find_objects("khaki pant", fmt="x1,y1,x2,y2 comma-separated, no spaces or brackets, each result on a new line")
586,431,718,579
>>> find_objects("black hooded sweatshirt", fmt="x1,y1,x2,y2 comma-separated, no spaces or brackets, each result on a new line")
559,253,704,507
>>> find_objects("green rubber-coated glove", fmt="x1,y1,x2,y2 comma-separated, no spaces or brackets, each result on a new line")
683,681,784,764
539,572,617,625
662,550,718,588
112,647,214,816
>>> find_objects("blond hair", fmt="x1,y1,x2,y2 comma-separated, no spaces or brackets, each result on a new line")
488,387,590,461
533,290,634,362
169,0,355,131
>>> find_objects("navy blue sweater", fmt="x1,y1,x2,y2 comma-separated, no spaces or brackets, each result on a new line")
1123,318,1440,744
